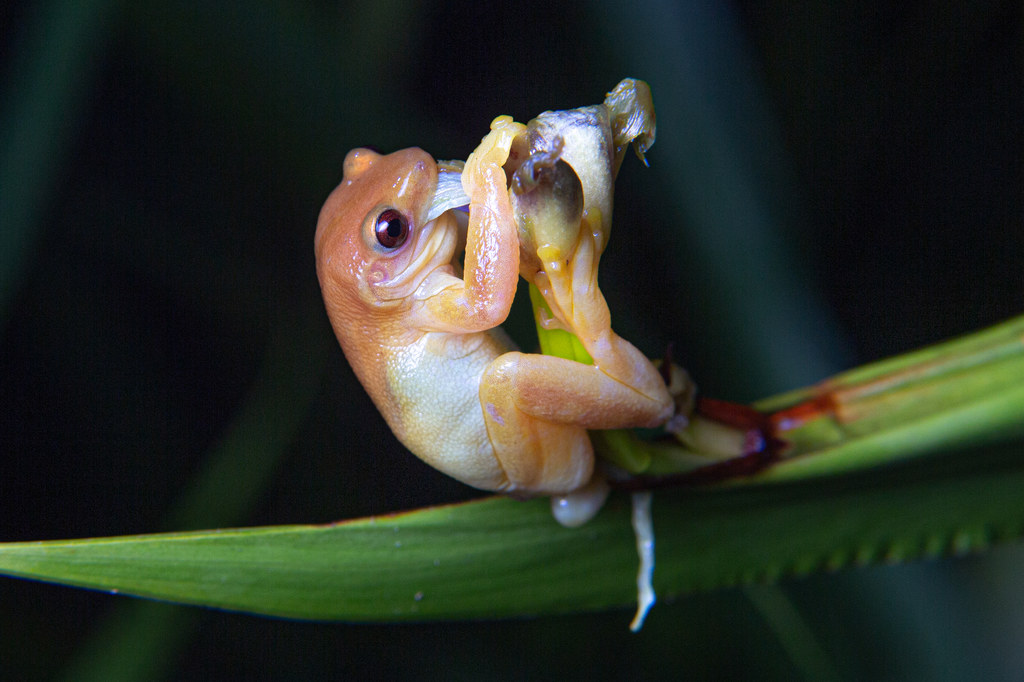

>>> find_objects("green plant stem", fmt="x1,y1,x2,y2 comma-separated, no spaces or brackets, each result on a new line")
754,313,1024,481
593,314,1024,485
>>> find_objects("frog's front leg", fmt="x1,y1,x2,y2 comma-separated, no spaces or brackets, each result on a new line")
414,115,527,332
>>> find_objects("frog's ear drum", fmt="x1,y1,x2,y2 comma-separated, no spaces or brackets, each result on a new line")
343,148,381,178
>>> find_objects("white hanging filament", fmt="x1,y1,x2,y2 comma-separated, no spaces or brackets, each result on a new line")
629,491,656,631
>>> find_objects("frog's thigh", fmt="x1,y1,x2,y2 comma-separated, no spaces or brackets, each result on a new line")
479,353,591,495
479,351,666,494
485,352,669,428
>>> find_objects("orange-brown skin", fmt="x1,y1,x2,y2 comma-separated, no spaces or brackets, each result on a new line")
315,117,673,504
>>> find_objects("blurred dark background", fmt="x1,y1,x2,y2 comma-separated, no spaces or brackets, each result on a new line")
1,1,1021,679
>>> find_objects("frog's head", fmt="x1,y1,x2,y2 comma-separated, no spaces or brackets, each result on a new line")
315,148,460,324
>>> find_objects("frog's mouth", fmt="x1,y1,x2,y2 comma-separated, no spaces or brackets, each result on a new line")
372,175,464,302
426,165,470,221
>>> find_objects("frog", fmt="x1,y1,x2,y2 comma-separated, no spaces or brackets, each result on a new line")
314,81,676,527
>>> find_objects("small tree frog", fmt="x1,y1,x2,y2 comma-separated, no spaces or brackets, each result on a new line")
315,81,675,526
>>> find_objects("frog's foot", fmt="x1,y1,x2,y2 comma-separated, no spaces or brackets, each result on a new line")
463,115,527,199
550,223,610,339
658,357,697,436
526,222,616,353
531,289,571,334
603,78,656,172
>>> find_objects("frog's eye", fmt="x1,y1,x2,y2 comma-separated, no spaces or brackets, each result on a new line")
374,209,409,249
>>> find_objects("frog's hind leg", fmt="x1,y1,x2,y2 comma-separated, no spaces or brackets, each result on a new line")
478,357,593,496
479,351,671,496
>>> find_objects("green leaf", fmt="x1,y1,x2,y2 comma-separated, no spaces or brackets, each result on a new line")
752,314,1024,481
0,0,124,326
0,438,1021,622
590,314,1024,483
1,316,1023,622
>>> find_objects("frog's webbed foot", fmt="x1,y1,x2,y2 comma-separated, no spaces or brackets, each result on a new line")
656,345,698,435
603,78,656,174
532,291,570,333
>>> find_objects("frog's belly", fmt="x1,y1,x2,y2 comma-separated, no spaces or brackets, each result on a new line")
382,331,512,491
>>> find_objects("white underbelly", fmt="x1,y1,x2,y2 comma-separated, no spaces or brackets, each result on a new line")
383,330,513,490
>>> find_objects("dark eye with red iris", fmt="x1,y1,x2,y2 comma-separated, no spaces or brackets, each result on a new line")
374,209,409,249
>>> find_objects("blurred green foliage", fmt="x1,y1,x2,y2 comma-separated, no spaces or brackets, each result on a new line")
1,1,1021,679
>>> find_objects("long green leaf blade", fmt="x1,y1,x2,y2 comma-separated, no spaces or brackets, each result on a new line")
1,443,1021,622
